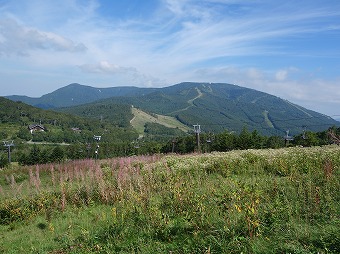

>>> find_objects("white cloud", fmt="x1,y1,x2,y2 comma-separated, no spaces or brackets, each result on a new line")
247,68,263,80
79,61,165,87
0,0,340,115
0,18,86,56
275,70,288,81
79,61,137,74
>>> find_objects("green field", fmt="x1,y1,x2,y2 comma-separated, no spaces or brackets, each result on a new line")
1,146,340,253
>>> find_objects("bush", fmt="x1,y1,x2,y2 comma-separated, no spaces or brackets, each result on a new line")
0,152,9,168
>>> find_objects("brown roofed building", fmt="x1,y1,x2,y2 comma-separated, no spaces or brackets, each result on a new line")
28,124,46,134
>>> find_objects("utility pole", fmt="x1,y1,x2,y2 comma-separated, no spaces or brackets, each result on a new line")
284,130,293,146
193,124,201,153
171,138,176,153
93,135,101,160
302,125,307,140
3,141,14,163
86,143,91,158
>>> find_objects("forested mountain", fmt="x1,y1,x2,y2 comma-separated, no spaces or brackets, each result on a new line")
6,82,339,136
5,83,158,109
59,82,338,136
1,93,339,165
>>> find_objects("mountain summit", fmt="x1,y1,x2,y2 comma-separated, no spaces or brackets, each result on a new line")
6,82,338,136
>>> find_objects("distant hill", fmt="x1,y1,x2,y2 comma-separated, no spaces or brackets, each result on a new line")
6,82,339,136
6,83,158,109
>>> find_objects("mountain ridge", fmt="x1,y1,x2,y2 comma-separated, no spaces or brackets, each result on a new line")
6,83,159,109
5,82,339,136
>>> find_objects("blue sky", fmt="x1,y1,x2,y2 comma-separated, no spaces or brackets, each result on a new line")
0,0,340,116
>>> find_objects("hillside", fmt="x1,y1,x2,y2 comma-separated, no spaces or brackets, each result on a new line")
85,82,339,136
57,101,189,139
0,97,138,144
6,82,339,136
1,146,340,253
130,107,190,137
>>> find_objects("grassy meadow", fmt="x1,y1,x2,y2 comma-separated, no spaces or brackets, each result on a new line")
0,145,340,253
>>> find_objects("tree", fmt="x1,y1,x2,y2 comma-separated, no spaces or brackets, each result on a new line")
17,152,29,166
251,130,265,149
66,143,86,160
236,127,253,150
211,130,236,151
32,131,46,142
0,130,8,139
29,145,41,165
39,148,51,164
17,127,31,141
0,152,9,168
50,146,65,163
266,136,284,149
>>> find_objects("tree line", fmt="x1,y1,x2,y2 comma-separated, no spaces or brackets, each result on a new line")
1,126,338,167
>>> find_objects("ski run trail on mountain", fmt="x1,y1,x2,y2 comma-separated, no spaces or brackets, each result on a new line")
170,87,203,114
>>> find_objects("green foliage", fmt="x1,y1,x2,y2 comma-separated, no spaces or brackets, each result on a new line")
144,122,185,140
81,82,338,136
49,146,65,163
0,97,139,147
17,145,66,165
0,130,8,139
16,127,31,141
0,152,9,168
1,146,340,252
266,135,285,148
6,82,338,137
57,102,133,128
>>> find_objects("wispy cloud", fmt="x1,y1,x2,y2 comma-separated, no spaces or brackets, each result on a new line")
79,61,137,74
0,0,340,115
79,61,164,87
0,18,86,56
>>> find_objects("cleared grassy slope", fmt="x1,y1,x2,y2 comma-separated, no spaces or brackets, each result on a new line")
130,107,190,136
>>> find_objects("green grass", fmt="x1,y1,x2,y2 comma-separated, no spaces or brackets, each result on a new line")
0,123,20,139
1,146,340,253
130,107,190,136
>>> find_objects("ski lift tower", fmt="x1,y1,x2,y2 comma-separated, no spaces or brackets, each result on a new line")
193,124,201,152
3,140,14,163
284,130,294,146
171,138,176,153
93,135,101,160
206,132,214,153
302,125,307,140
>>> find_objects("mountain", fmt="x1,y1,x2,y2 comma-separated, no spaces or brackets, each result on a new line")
5,83,158,109
6,82,339,136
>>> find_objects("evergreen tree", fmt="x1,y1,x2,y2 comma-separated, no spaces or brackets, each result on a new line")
17,127,31,141
50,146,65,163
237,127,252,149
0,152,9,168
29,145,41,165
